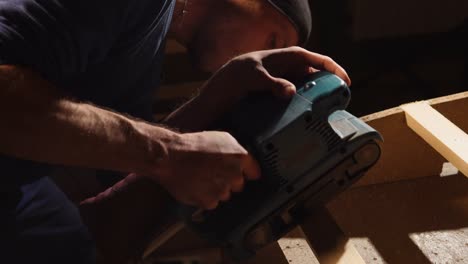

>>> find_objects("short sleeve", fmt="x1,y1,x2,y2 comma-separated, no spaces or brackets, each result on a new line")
0,0,128,85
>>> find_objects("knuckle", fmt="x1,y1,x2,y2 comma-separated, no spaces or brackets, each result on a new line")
233,54,260,68
323,55,334,63
291,46,303,51
226,138,241,150
224,134,247,154
222,132,236,141
217,131,233,141
287,46,304,53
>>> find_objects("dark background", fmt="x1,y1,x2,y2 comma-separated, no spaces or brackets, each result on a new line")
308,0,467,116
157,0,468,118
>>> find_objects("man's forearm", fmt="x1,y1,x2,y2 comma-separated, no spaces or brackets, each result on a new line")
0,65,177,175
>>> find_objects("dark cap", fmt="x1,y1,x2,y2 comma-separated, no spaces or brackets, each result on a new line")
267,0,312,46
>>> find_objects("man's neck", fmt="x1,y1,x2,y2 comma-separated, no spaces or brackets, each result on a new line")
169,0,211,46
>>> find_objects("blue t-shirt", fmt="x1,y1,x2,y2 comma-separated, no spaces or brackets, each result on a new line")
0,0,175,179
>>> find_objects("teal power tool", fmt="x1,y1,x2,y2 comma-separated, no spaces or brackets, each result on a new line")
181,71,382,261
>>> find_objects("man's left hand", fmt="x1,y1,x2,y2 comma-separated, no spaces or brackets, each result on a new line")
165,46,351,131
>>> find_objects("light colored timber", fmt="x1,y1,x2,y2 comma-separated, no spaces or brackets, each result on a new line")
298,208,367,264
327,173,468,263
143,248,223,264
278,227,320,264
355,91,468,187
401,101,468,177
140,92,468,263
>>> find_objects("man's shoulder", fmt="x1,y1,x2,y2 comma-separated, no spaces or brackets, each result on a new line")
0,0,173,27
0,0,175,100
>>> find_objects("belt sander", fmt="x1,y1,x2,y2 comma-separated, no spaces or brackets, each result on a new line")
164,71,383,261
80,71,382,262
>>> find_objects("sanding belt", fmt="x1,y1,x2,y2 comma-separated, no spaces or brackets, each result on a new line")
267,0,312,46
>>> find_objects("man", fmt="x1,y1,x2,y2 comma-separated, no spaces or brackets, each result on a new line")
0,0,350,263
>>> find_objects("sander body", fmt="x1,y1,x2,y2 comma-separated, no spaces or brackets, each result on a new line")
180,72,382,260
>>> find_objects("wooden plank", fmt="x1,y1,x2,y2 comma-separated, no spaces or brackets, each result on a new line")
356,91,468,187
278,227,320,264
148,223,290,264
298,207,367,264
175,172,468,264
96,93,468,263
326,173,468,263
144,248,223,264
145,92,468,263
231,242,290,264
149,212,358,264
401,101,468,177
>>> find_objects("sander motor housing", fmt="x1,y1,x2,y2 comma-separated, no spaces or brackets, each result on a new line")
181,72,382,260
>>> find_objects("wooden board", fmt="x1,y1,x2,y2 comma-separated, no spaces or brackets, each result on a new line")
150,222,290,264
257,92,468,264
401,102,468,176
144,92,468,264
283,174,468,264
278,227,320,264
297,208,366,264
327,173,468,263
355,91,468,187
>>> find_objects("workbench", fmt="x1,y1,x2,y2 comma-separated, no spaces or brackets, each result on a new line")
146,91,468,264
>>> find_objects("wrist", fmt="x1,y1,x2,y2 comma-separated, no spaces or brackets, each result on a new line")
131,121,182,179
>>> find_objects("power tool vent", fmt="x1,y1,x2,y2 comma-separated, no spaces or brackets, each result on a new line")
305,117,341,150
263,145,288,187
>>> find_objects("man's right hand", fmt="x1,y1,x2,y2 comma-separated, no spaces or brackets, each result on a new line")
152,131,261,210
79,130,259,262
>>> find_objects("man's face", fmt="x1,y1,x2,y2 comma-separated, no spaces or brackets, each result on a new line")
187,0,299,73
